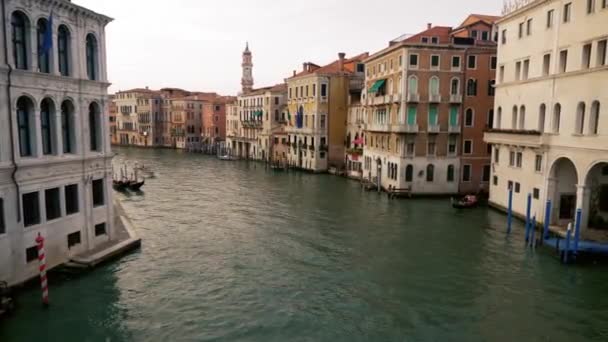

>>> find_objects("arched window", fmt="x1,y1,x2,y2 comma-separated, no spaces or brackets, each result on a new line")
496,107,502,129
590,101,600,135
465,108,474,127
447,165,455,182
575,102,586,134
450,78,460,95
17,96,35,157
429,77,440,96
58,25,71,76
346,132,351,148
37,19,50,73
40,98,55,155
11,11,29,70
408,76,418,95
538,104,546,133
426,164,435,182
519,105,526,130
405,164,413,182
512,106,518,129
466,79,477,96
553,103,561,133
89,102,102,151
86,34,98,80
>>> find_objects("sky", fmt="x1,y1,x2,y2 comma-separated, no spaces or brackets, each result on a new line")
75,0,502,95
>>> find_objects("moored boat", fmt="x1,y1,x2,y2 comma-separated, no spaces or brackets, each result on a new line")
451,195,479,209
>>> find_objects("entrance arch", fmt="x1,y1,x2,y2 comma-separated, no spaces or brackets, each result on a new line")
583,162,608,230
548,158,579,226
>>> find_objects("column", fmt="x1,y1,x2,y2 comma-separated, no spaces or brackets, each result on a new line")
54,109,63,156
545,177,557,225
34,108,43,158
576,184,591,231
29,26,39,72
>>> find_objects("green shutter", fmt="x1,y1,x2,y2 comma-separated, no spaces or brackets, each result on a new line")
407,106,417,125
429,105,438,125
450,107,459,126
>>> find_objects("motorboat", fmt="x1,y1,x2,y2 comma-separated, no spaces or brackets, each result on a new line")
452,195,479,209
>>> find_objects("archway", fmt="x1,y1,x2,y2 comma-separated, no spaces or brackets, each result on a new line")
584,162,608,230
548,158,579,226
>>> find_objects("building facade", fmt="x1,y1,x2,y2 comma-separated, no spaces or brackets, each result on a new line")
108,94,118,145
286,52,368,172
0,0,115,285
485,0,608,231
363,16,497,194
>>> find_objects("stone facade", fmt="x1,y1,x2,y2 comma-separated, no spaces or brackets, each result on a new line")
0,0,114,285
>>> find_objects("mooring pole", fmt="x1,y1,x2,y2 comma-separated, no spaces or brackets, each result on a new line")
530,215,537,248
542,200,552,245
563,224,572,264
573,208,582,256
507,187,513,235
35,233,49,307
524,193,532,243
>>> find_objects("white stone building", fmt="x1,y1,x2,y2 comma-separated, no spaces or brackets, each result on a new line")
0,0,114,285
485,0,608,231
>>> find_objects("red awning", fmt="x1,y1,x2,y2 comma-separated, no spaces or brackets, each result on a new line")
353,138,364,145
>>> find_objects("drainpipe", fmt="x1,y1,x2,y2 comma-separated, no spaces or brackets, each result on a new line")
2,0,22,221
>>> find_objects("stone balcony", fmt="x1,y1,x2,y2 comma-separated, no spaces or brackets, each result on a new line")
406,93,420,103
449,94,463,103
483,129,543,148
391,124,419,133
448,125,461,134
367,123,390,132
429,94,442,103
428,124,440,133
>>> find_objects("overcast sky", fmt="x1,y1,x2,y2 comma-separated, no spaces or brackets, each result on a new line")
75,0,502,95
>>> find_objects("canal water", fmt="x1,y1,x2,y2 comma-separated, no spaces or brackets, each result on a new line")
2,147,608,341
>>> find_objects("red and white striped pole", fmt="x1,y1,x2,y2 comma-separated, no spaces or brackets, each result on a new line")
35,233,49,307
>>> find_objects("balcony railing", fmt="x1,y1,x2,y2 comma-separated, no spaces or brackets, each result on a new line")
346,148,363,156
367,123,390,132
448,125,461,134
391,94,402,103
428,124,440,133
429,94,442,103
391,124,419,133
449,94,463,103
407,93,420,102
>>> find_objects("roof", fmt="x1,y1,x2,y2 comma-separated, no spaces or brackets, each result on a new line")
288,53,369,80
453,14,500,31
242,83,286,96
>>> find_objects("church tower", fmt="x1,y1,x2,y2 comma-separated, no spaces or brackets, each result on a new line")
241,42,254,94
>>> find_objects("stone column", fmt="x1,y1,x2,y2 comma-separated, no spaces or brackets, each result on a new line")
55,108,63,156
546,177,558,225
576,184,591,231
29,26,39,72
33,110,43,158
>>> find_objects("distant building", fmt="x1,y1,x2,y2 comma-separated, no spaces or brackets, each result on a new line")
109,95,119,145
485,0,608,231
0,0,115,285
114,88,161,147
286,52,369,172
362,16,498,194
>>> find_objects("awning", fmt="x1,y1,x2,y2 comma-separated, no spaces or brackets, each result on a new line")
368,79,386,93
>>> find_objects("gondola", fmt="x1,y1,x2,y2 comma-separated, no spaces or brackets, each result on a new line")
451,195,479,209
113,179,129,191
128,179,145,191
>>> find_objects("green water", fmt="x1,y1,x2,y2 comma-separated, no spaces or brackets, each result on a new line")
2,147,608,341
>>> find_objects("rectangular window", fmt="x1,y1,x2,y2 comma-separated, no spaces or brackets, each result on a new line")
522,59,530,80
427,139,436,156
482,165,491,182
526,19,533,36
533,188,540,199
95,223,107,236
467,55,477,69
515,183,521,193
26,246,38,263
493,176,499,186
516,152,523,168
320,115,326,129
543,53,551,76
321,84,327,97
509,151,515,166
560,50,568,73
407,106,417,125
582,43,592,69
0,199,4,235
23,192,40,227
547,9,554,28
449,106,458,127
495,148,500,164
421,37,429,43
409,54,418,68
312,84,316,97
490,56,497,70
515,61,522,80
535,155,543,172
564,3,572,22
481,31,489,41
65,184,79,215
501,29,507,45
92,179,105,207
67,231,81,249
431,37,439,44
588,0,596,13
518,22,524,38
462,165,472,182
448,136,457,155
463,140,473,154
45,188,61,221
430,55,440,69
471,30,478,39
452,56,461,69
499,65,505,83
488,80,496,96
598,40,607,67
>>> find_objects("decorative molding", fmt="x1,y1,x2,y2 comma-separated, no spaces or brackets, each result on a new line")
502,0,537,15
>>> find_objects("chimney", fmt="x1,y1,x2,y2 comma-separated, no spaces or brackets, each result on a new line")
338,53,346,71
293,70,296,77
303,62,308,72
427,23,432,30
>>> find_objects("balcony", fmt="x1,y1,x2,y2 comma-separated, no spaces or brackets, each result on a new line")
308,145,315,151
484,129,543,148
429,94,442,103
366,123,390,132
391,124,419,133
406,93,420,103
350,78,365,91
391,93,402,103
428,124,440,133
448,125,461,134
449,94,463,103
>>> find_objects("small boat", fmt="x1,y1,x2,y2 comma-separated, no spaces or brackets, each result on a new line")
113,179,129,191
219,155,237,161
128,179,145,191
452,195,479,209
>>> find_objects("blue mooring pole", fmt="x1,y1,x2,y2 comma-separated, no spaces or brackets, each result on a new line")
542,200,552,245
507,187,513,235
525,193,532,242
530,216,537,248
563,225,572,264
574,208,582,256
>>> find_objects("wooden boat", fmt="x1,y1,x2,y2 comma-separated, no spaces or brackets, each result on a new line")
128,179,145,191
452,195,479,209
113,179,129,191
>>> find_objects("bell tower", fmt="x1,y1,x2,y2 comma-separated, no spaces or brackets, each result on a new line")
241,42,254,94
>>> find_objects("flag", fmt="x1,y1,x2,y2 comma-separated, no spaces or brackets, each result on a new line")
41,11,53,56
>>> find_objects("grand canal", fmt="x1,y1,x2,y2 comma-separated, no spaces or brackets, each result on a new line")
2,147,608,341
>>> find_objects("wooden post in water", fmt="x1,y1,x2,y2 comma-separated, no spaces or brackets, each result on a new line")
563,224,572,264
525,193,532,243
530,215,537,248
542,200,552,245
507,187,513,235
573,208,582,257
